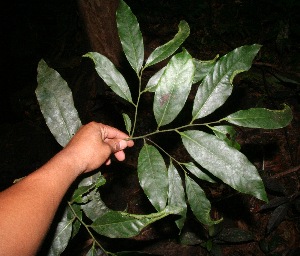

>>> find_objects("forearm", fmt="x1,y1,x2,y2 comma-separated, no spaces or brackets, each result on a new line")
0,150,80,256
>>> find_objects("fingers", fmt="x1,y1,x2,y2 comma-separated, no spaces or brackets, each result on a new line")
101,124,134,148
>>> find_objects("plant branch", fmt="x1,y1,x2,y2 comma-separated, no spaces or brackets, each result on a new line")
131,68,145,137
67,202,113,255
130,119,223,140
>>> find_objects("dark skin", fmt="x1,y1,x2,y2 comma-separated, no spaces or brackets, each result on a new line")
0,122,134,256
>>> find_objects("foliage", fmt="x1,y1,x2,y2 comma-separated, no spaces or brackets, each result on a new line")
35,0,293,255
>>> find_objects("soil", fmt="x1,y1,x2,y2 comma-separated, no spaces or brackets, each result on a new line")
0,1,300,255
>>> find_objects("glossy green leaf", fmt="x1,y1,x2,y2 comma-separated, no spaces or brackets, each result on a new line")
47,208,73,256
181,130,268,201
90,207,176,238
117,0,144,74
183,162,216,183
224,104,293,129
145,67,166,92
193,55,218,84
168,162,187,231
36,59,82,147
137,143,168,211
154,49,195,127
145,20,190,68
83,52,132,103
122,113,132,134
209,125,241,150
192,44,261,120
185,175,221,226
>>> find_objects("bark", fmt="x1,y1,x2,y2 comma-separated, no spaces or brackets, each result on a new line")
77,0,123,68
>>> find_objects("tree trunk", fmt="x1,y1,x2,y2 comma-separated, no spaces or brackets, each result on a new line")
77,0,123,68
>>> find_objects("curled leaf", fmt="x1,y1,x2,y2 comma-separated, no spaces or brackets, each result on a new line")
225,104,293,129
145,20,190,67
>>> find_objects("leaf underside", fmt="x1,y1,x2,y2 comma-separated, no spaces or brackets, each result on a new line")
36,59,82,147
181,130,268,202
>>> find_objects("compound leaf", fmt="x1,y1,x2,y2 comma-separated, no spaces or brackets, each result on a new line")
145,20,190,68
168,162,187,231
117,0,144,74
138,144,168,211
192,44,261,120
185,175,221,226
181,130,268,202
36,59,82,147
154,49,194,127
224,104,293,129
83,52,133,103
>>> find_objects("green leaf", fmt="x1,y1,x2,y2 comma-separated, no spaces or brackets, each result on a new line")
47,208,73,256
183,162,216,183
145,67,166,92
90,207,175,238
168,162,187,231
181,130,268,201
185,175,221,226
137,143,168,211
192,44,261,120
36,59,82,147
145,20,190,68
79,171,105,187
86,244,99,256
117,0,144,74
81,190,110,221
71,184,94,204
154,49,195,127
83,52,133,103
209,125,241,150
70,204,82,239
193,55,219,84
122,113,132,134
224,104,293,129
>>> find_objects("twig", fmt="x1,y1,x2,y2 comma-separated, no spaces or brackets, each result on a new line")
270,165,300,179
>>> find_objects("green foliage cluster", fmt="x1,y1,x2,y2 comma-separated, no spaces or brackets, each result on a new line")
36,1,293,255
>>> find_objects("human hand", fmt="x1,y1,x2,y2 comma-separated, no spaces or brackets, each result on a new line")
62,122,134,175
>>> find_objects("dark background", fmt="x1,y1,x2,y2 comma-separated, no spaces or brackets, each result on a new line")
0,0,300,255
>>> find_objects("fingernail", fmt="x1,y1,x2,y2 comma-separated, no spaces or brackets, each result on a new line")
119,140,126,150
